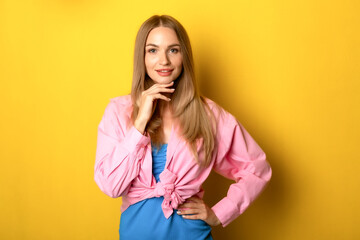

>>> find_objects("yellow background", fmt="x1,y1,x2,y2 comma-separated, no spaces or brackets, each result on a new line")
1,0,359,239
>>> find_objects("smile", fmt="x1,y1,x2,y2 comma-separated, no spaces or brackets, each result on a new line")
156,69,174,76
156,69,173,72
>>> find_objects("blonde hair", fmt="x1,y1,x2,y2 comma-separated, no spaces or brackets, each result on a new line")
131,15,218,167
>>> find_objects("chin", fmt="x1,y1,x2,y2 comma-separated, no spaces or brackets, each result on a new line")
152,77,176,84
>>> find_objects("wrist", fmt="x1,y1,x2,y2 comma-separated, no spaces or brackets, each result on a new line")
134,118,147,135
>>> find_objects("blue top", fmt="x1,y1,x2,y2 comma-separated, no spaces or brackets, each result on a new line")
119,143,213,240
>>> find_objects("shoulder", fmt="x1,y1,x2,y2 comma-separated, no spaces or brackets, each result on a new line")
103,94,133,123
201,96,238,127
109,94,132,108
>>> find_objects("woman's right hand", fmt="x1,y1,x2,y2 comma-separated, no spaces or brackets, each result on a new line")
134,81,175,134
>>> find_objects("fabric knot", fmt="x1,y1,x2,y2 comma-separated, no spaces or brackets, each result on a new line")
154,177,175,199
153,182,175,198
153,183,165,196
163,183,175,201
152,169,185,219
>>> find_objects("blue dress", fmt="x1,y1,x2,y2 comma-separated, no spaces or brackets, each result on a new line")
119,143,213,240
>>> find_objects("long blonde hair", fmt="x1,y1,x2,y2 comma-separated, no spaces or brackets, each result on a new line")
131,15,217,167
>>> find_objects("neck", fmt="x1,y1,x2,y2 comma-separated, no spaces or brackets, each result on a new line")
159,101,172,118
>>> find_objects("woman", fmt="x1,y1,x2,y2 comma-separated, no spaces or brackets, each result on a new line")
94,15,272,240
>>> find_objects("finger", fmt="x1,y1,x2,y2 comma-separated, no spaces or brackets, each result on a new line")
146,86,175,95
147,81,174,91
153,93,171,102
181,214,202,220
156,81,174,86
177,209,200,215
178,202,201,209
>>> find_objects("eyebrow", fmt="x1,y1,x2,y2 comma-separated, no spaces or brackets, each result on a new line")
145,43,181,48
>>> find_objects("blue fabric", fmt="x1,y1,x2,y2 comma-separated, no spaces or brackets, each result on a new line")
151,143,168,182
119,143,213,240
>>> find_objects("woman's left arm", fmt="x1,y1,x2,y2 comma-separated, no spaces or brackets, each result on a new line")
211,114,272,227
178,112,272,227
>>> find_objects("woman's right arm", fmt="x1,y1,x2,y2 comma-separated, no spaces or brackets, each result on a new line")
94,82,175,198
94,100,151,198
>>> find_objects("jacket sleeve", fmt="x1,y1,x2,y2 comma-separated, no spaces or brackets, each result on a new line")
94,100,151,198
211,112,272,227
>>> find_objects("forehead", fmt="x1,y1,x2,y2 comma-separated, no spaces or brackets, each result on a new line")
146,27,180,45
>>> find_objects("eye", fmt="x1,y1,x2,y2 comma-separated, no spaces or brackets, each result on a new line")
170,48,179,53
147,48,157,53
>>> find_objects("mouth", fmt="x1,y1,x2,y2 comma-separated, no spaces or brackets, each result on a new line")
156,69,173,72
156,69,174,76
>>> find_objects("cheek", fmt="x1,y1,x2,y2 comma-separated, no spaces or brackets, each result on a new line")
144,57,150,70
174,56,183,69
144,55,155,69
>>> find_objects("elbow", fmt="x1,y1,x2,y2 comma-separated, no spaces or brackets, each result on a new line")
264,165,272,185
260,160,272,190
259,157,272,184
94,173,122,198
258,151,272,183
250,154,272,183
107,191,121,199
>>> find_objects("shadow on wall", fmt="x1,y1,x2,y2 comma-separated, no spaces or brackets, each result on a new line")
203,152,285,239
196,40,290,239
200,68,290,238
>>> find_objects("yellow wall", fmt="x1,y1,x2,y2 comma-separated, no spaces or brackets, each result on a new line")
1,0,359,239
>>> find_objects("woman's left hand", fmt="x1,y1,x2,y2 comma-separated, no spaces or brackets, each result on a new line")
177,196,221,226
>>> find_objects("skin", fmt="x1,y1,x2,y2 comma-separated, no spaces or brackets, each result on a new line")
134,26,221,227
134,27,180,137
177,197,220,226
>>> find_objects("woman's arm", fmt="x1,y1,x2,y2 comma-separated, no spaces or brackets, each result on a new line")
211,113,272,227
94,100,150,198
95,82,175,198
177,196,221,226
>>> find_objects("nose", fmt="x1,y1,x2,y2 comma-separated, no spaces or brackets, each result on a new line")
159,51,170,65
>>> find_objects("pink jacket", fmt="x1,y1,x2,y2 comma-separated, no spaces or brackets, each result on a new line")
94,95,272,227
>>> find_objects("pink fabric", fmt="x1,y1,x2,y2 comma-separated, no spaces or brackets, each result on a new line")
94,95,272,227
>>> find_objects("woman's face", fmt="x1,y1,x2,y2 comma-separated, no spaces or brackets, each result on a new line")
145,27,183,84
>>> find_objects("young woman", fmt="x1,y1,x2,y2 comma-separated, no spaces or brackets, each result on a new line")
94,15,272,240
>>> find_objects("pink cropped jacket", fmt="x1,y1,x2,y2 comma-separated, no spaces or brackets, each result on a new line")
94,95,272,227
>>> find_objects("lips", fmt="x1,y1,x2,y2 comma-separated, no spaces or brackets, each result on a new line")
156,69,173,76
156,69,173,72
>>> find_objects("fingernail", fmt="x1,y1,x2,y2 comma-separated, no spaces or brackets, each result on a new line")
177,211,181,214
